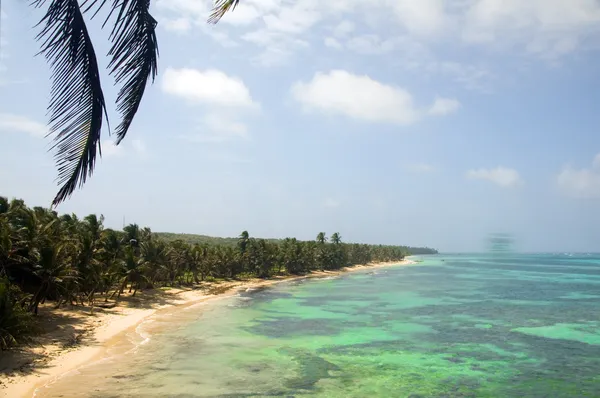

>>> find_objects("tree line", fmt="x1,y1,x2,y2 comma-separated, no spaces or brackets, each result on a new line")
154,232,437,255
0,196,436,349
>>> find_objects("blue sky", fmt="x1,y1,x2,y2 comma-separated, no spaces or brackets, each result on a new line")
1,0,600,252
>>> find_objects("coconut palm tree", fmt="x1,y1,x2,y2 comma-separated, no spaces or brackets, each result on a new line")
111,245,147,298
316,232,327,244
139,239,169,286
75,215,104,304
238,230,250,254
23,0,158,206
1,195,426,349
0,277,36,350
208,0,241,24
29,242,78,314
330,233,342,245
11,0,242,206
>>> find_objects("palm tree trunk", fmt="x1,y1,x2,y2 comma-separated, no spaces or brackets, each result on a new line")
110,278,128,300
29,282,47,315
88,288,96,315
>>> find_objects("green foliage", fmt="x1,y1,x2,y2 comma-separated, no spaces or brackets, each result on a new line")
155,232,437,256
155,232,281,248
0,277,36,350
0,195,437,350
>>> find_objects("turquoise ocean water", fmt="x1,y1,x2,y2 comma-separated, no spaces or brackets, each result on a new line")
38,254,600,397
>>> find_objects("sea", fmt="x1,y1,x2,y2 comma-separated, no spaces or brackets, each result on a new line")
36,254,600,397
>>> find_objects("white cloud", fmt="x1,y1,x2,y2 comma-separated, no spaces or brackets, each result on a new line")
291,70,459,125
157,0,600,70
463,0,600,57
155,0,600,76
161,68,258,109
0,114,47,137
242,26,310,66
217,3,263,26
428,97,461,116
390,0,448,37
557,154,600,198
263,4,321,34
323,197,340,208
162,68,258,141
291,70,419,125
466,166,523,188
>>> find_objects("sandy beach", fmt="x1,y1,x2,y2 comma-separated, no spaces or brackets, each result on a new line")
0,259,415,398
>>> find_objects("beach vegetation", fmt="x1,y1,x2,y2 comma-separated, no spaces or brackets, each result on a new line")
0,195,436,349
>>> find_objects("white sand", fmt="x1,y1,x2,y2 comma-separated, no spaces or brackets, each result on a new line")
0,259,415,397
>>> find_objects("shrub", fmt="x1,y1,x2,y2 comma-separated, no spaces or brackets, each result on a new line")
0,277,37,350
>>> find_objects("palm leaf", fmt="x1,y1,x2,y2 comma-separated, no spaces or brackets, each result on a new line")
104,0,158,143
208,0,239,24
34,0,108,206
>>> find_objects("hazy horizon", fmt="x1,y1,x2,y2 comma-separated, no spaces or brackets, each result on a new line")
2,1,600,253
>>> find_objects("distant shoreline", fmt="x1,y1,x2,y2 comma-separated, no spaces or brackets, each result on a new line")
1,258,416,398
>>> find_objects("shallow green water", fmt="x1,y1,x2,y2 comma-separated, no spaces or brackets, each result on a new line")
40,254,600,397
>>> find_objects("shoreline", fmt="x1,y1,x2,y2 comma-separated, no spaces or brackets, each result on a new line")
0,259,415,398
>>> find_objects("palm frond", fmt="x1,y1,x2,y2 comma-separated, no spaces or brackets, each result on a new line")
208,0,239,24
105,0,158,143
34,0,108,206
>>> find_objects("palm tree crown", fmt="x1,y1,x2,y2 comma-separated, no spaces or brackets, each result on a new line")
18,0,238,206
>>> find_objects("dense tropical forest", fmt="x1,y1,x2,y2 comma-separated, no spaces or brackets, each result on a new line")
0,196,437,350
155,232,438,255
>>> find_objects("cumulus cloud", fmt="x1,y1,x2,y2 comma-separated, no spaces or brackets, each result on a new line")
557,154,600,198
0,113,47,137
161,67,258,109
162,67,258,142
291,70,418,125
390,0,448,37
428,97,461,116
291,70,459,125
466,166,522,187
